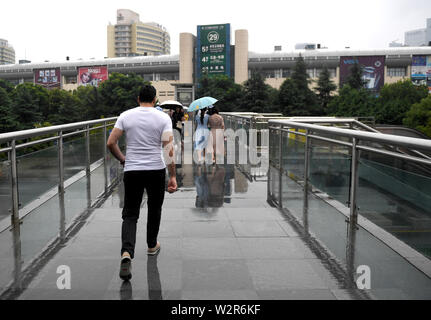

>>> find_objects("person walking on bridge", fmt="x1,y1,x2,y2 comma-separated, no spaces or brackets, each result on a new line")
107,84,177,281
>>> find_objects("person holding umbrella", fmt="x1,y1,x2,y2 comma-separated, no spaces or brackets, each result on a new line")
194,108,210,163
187,97,218,164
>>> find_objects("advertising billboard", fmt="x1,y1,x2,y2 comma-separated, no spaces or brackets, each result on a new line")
196,24,231,79
78,66,108,87
339,56,385,91
411,55,431,91
34,68,61,89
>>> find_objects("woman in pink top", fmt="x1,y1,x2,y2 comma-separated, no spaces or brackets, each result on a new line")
208,107,225,164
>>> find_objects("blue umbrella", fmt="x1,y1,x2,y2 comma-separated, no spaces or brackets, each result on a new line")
187,96,218,113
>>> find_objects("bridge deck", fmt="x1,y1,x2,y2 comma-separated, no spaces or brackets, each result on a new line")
15,164,361,300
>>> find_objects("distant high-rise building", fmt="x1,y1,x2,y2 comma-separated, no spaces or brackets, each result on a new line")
295,43,321,50
107,9,171,58
0,39,15,65
389,40,403,48
405,18,431,46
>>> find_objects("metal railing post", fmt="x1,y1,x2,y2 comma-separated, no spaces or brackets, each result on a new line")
346,137,360,287
303,129,310,233
58,131,64,195
349,138,360,230
10,139,22,291
85,125,92,208
103,122,108,193
58,131,66,242
10,140,19,227
85,125,91,176
278,125,283,208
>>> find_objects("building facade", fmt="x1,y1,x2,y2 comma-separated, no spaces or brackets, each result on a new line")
1,27,431,102
0,39,15,65
107,9,170,58
405,18,431,47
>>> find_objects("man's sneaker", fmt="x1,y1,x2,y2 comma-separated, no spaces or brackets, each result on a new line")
119,256,132,281
147,241,161,256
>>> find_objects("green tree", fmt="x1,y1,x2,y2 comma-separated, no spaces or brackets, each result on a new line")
197,74,243,112
47,89,82,124
99,73,147,115
0,79,14,94
10,83,48,130
403,95,431,137
278,55,320,116
266,86,281,113
74,86,106,119
328,84,377,117
0,87,18,133
346,60,365,90
241,71,272,113
315,67,337,113
376,80,428,125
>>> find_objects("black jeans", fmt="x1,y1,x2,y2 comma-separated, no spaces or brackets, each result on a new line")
121,169,166,259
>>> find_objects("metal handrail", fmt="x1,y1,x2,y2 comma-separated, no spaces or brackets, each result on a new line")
0,117,118,145
0,117,119,232
269,120,431,152
267,119,431,280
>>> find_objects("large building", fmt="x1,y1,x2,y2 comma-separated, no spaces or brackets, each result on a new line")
0,39,15,65
1,25,431,104
107,9,170,58
405,18,431,47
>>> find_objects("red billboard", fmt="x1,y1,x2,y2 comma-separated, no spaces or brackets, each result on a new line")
339,56,385,91
78,66,108,87
34,68,61,89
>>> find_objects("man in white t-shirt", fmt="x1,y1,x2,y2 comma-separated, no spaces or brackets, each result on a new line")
107,84,177,281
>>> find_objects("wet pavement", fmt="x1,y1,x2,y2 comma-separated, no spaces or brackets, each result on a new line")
13,163,363,300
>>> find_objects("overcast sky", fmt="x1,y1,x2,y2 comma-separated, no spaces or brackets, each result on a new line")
2,0,431,63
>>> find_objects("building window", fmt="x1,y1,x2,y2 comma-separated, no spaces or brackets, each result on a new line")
306,69,316,78
143,74,153,81
282,69,291,78
159,72,179,80
65,76,77,84
387,67,406,77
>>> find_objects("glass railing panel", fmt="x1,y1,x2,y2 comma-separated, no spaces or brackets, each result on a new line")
352,224,431,299
19,192,61,265
63,134,87,181
357,150,431,259
309,138,351,206
269,128,280,168
268,165,279,205
281,172,304,223
0,228,15,292
0,160,12,223
89,164,106,204
304,186,349,265
89,131,104,164
63,175,91,225
283,129,305,179
16,144,59,209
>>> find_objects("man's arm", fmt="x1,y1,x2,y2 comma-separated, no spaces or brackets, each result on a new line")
107,128,126,165
162,132,177,193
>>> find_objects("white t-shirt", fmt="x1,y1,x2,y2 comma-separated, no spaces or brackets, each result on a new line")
114,106,173,171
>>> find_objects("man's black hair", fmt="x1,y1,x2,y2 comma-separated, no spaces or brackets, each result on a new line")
139,84,157,103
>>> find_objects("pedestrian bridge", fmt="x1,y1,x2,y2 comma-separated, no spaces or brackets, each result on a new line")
0,113,430,300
